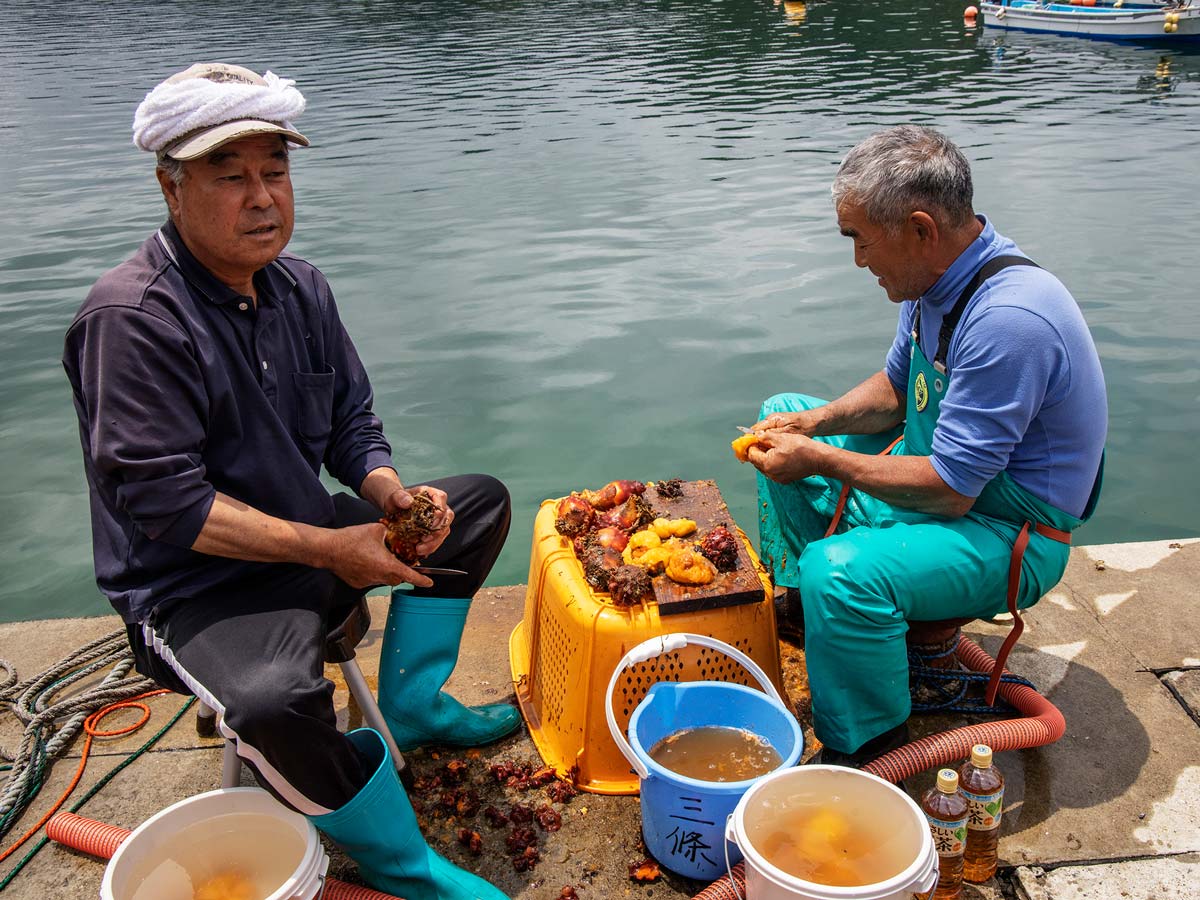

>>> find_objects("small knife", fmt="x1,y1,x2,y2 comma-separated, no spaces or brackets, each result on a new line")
412,565,469,577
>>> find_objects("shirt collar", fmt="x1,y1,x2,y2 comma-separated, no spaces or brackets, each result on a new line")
157,219,290,308
918,215,1000,313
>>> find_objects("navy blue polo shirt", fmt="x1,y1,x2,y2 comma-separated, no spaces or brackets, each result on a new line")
63,221,395,623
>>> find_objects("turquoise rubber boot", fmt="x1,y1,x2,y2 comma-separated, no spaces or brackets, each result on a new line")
378,593,521,751
311,729,509,900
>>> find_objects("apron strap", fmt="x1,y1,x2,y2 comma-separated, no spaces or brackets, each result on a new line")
922,255,1041,374
822,434,905,538
985,519,1071,705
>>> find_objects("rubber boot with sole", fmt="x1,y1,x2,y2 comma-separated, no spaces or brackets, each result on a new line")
310,728,509,900
378,592,521,750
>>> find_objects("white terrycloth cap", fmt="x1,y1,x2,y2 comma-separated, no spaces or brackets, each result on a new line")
133,62,309,160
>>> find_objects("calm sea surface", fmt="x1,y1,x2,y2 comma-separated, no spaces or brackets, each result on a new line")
1,0,1197,623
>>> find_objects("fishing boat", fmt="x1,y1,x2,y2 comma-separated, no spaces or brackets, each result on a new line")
980,0,1200,40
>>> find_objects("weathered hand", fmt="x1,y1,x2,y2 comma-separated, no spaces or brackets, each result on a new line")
746,431,825,484
380,486,414,516
324,522,434,589
405,484,455,558
750,410,816,436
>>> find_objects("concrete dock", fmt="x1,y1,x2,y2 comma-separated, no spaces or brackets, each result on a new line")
2,538,1198,899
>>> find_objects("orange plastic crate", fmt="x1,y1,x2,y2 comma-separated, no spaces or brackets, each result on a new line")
509,497,783,795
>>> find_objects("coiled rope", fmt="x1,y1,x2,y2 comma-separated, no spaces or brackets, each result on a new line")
908,642,1037,714
0,628,156,840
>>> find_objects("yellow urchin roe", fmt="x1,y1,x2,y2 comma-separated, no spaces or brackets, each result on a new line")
665,548,717,585
194,872,256,900
622,529,662,564
732,432,764,463
650,517,697,539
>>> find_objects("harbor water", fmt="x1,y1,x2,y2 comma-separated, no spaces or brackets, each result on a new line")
1,0,1197,622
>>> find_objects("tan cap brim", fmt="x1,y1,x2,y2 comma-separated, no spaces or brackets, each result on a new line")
163,119,309,161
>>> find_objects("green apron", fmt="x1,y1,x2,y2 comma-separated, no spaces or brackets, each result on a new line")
756,274,1101,753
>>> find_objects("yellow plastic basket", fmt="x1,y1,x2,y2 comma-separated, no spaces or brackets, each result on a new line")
509,497,783,795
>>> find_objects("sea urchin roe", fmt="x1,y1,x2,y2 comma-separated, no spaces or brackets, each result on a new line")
623,529,662,561
732,432,765,462
665,547,717,585
194,873,255,900
650,517,697,539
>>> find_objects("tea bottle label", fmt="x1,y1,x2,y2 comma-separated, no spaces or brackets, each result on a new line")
963,788,1004,831
926,815,967,856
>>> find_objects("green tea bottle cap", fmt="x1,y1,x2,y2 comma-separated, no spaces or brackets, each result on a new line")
937,769,959,793
971,744,993,768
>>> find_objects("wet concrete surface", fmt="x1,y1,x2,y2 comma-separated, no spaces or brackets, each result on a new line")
2,540,1198,898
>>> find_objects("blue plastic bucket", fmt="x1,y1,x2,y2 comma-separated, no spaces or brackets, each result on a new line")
606,634,803,881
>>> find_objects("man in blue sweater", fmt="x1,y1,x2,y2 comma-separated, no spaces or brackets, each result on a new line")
742,126,1106,766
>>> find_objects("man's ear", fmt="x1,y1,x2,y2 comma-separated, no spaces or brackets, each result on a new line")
155,167,181,219
909,210,940,247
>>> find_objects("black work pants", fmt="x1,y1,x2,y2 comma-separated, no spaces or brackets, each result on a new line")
126,474,510,814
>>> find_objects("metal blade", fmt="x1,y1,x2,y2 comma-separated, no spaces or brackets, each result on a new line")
411,566,469,577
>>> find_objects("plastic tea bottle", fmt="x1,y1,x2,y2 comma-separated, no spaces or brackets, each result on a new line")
920,768,968,900
959,744,1004,882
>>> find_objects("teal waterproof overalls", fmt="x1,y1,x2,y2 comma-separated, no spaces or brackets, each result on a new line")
757,257,1103,753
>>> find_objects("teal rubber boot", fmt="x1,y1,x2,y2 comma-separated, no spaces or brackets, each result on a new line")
378,593,521,751
311,728,509,900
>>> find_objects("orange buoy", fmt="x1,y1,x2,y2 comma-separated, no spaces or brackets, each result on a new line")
1081,0,1096,6
964,4,979,17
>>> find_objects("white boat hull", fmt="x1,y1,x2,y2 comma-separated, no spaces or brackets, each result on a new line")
981,1,1200,39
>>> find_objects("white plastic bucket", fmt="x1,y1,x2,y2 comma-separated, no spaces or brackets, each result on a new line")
726,766,938,900
101,787,328,900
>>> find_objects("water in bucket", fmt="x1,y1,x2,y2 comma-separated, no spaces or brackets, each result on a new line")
741,768,929,890
127,812,305,900
649,725,782,782
729,768,936,900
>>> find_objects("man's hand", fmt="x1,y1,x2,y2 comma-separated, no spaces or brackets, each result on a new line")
746,431,826,484
321,522,435,589
191,491,437,588
395,484,455,559
359,467,455,565
750,410,817,436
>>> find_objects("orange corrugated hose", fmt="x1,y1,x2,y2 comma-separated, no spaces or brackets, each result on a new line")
45,811,403,900
688,633,1066,900
0,689,168,865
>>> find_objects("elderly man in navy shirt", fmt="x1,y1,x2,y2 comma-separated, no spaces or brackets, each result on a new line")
742,126,1106,769
63,63,512,900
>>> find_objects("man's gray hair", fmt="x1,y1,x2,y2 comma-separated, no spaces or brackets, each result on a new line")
157,154,186,186
832,126,975,232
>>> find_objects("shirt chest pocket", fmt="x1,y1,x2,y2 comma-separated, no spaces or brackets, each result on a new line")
292,367,336,443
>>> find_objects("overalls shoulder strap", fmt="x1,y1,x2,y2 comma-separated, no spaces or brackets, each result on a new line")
932,254,1040,373
928,255,1068,706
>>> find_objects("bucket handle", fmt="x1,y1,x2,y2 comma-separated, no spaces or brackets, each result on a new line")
604,632,786,779
914,861,939,898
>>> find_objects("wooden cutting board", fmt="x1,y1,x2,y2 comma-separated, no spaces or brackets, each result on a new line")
642,479,765,615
